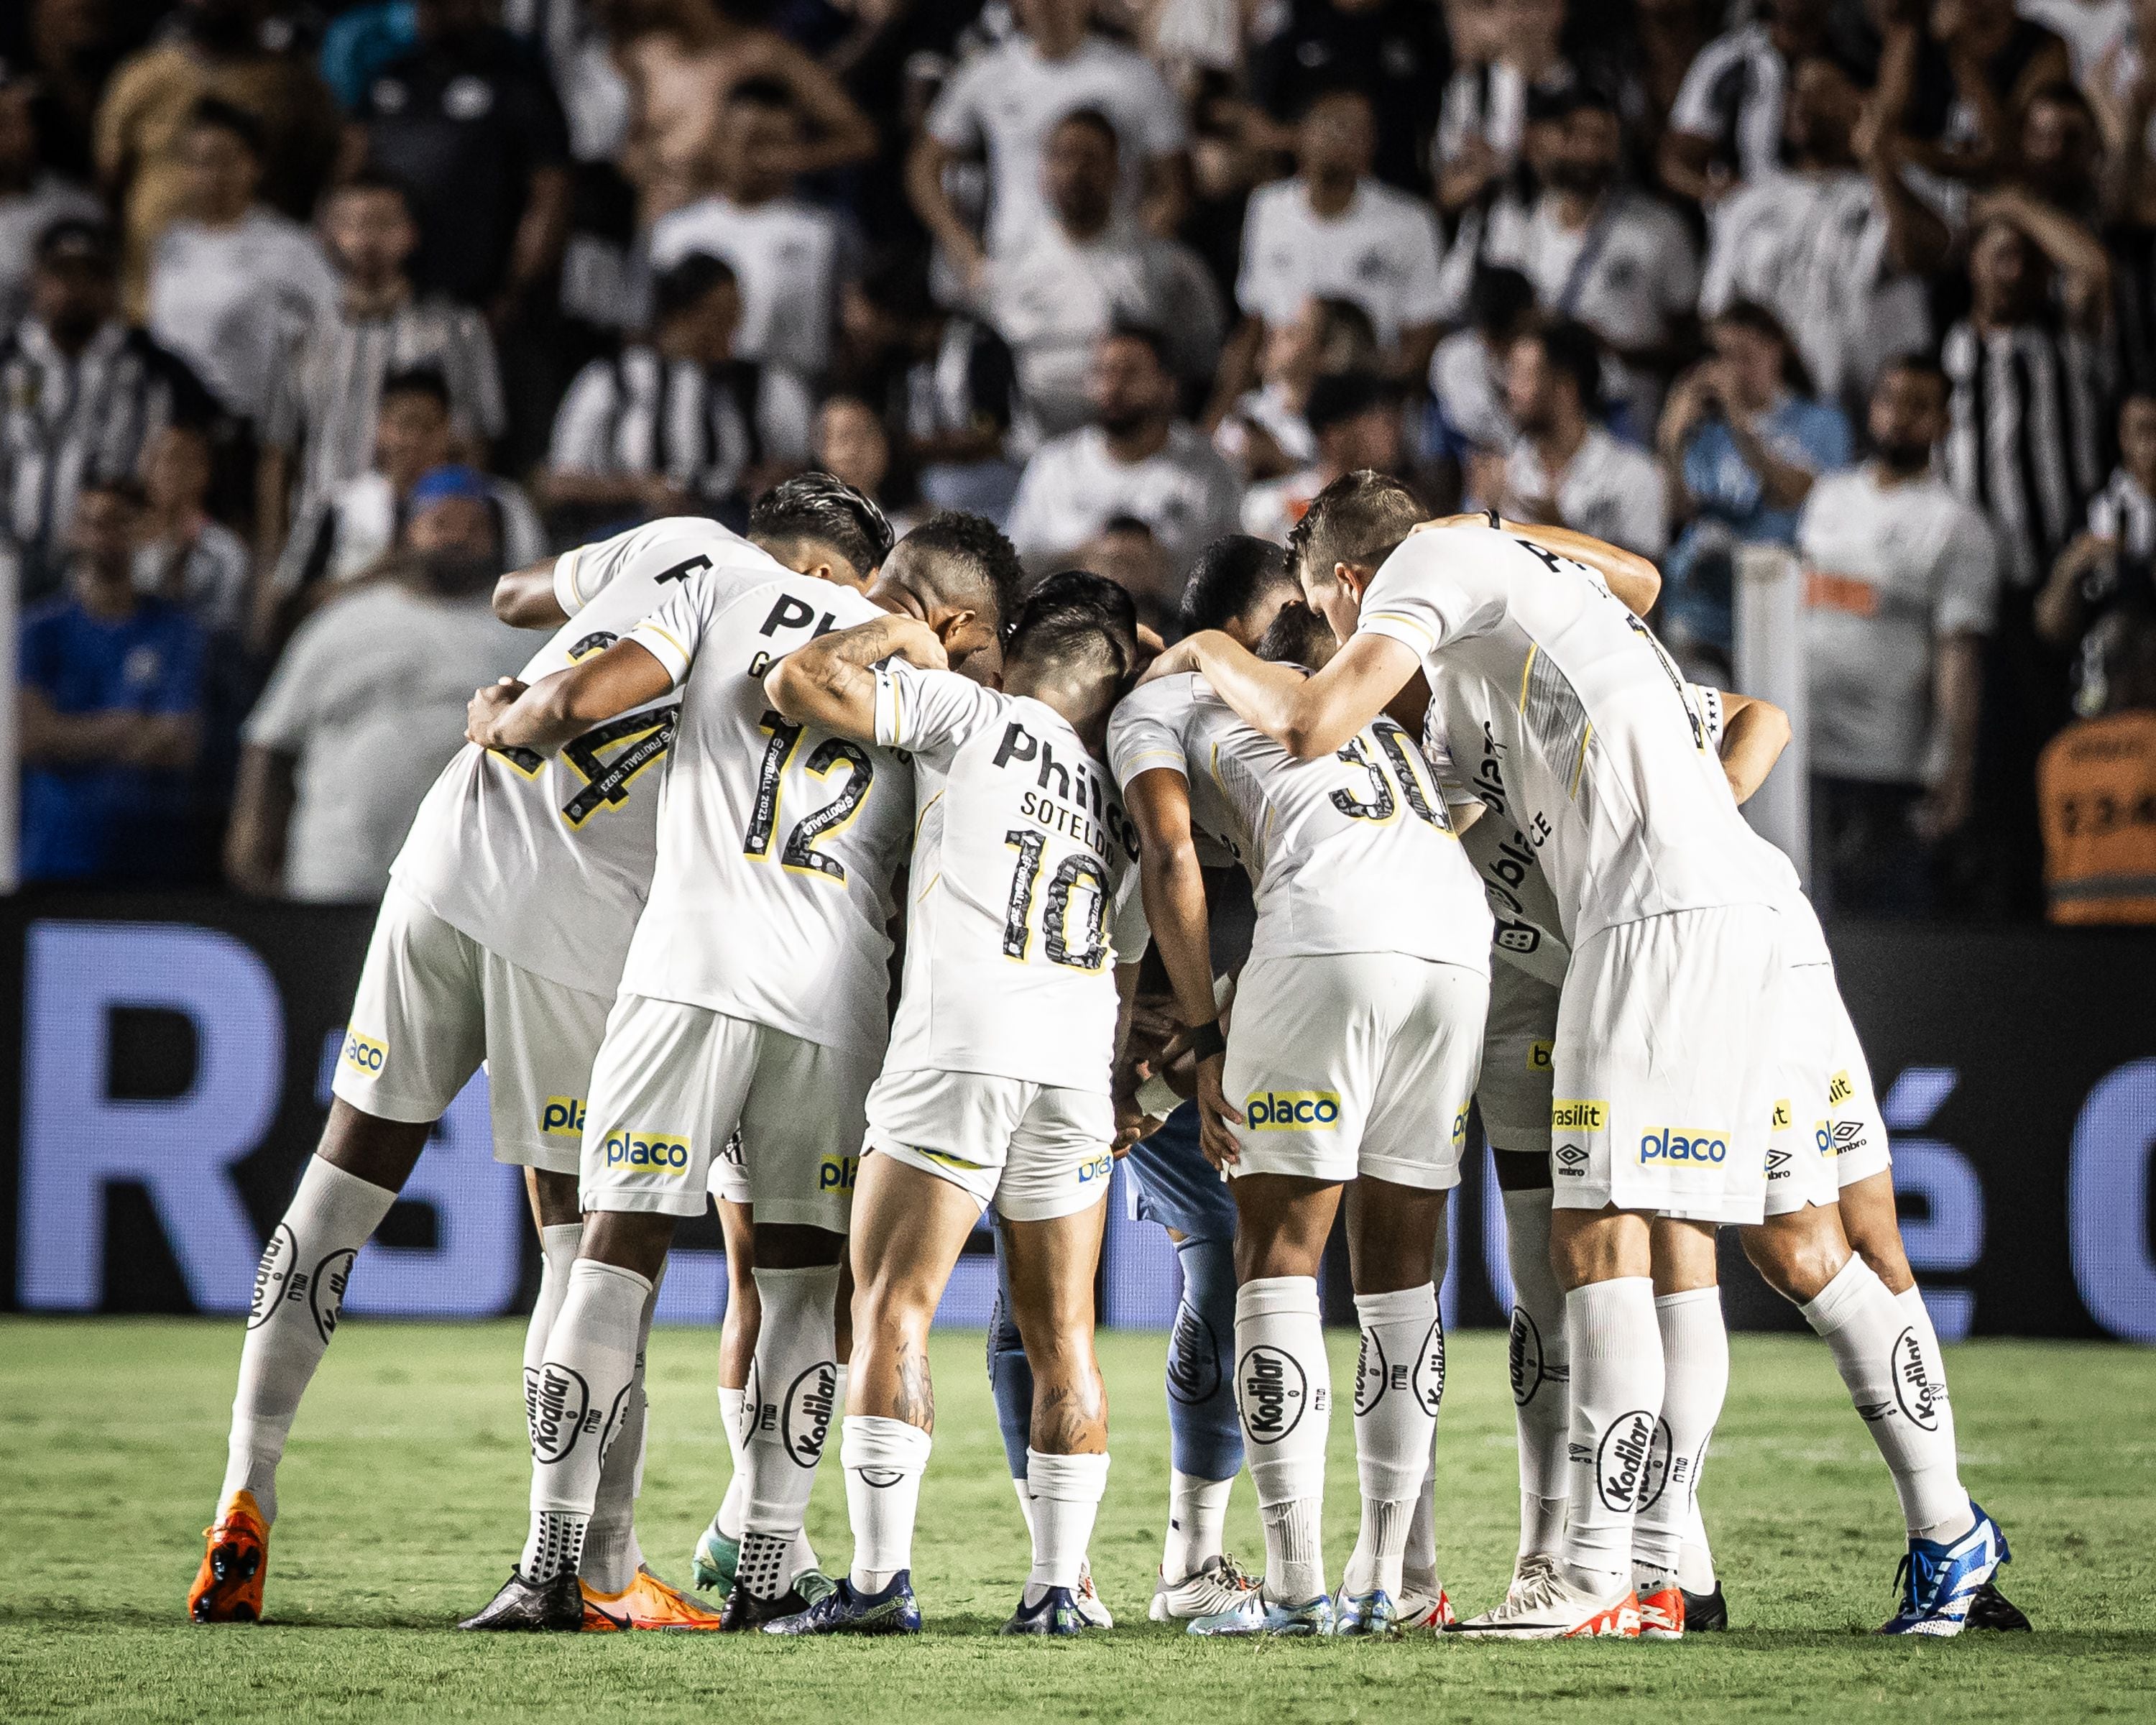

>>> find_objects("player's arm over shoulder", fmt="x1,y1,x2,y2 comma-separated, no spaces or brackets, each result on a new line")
765,612,952,745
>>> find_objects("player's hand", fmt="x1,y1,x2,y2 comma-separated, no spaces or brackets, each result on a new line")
1112,1095,1161,1155
1196,1054,1243,1169
887,615,950,671
1137,635,1205,686
466,677,527,746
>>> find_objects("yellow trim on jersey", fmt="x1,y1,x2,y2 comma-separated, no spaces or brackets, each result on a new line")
912,789,943,846
916,871,941,901
640,622,690,667
563,547,587,607
1362,609,1436,648
1119,746,1187,772
1570,724,1593,799
1518,643,1537,713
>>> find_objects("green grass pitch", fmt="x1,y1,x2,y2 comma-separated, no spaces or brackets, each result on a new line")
1,1317,2151,1722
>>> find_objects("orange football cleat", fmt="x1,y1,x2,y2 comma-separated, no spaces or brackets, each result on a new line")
1638,1584,1686,1640
189,1491,269,1624
581,1566,727,1632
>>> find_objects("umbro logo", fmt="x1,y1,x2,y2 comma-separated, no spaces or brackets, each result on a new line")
1555,1144,1588,1177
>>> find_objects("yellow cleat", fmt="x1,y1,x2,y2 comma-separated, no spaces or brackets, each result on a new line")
581,1566,728,1632
189,1491,269,1624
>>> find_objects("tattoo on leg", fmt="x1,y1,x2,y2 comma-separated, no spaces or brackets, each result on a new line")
893,1346,935,1432
1031,1374,1105,1453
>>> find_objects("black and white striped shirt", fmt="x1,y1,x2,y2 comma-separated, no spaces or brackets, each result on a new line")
263,294,506,523
0,317,215,592
1941,318,2112,588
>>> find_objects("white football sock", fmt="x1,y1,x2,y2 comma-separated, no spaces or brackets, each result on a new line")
1235,1276,1330,1606
525,1223,583,1413
1501,1188,1570,1560
1163,1471,1234,1583
1024,1448,1110,1601
1344,1284,1441,1600
1632,1288,1727,1594
1011,1470,1037,1537
219,1158,397,1526
1404,1462,1440,1595
581,1261,662,1593
716,1385,747,1540
843,1414,931,1593
737,1264,842,1598
522,1259,652,1581
1559,1276,1663,1594
1679,1493,1717,1593
1803,1261,1973,1543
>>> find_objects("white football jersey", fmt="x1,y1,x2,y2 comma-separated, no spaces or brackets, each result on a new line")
619,566,912,1056
1357,525,1784,949
872,660,1144,1092
1107,671,1491,973
391,518,778,993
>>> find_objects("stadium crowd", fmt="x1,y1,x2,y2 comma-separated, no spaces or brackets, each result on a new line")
6,0,2156,922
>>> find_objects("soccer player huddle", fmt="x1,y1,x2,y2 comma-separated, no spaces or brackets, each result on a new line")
190,471,2027,1644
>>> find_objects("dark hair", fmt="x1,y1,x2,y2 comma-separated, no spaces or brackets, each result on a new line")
1468,266,1537,340
1102,321,1173,373
1098,513,1156,540
653,251,739,321
1710,298,1815,397
1179,534,1290,635
1310,297,1380,372
1005,569,1141,684
187,95,267,160
1287,470,1423,587
857,247,938,324
379,364,452,412
727,76,796,111
1306,369,1392,436
750,471,896,579
1256,599,1336,668
887,510,1025,637
1524,318,1603,413
1052,106,1120,155
326,168,418,218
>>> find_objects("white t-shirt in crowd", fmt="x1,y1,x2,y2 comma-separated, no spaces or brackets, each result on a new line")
1006,422,1243,577
1796,465,2001,785
1356,523,1783,946
242,581,527,903
1239,466,1322,545
1109,671,1491,972
1480,188,1697,361
392,518,780,993
619,564,911,1055
272,469,546,592
1506,425,1669,558
873,661,1144,1091
1429,327,1516,456
648,193,849,377
1235,177,1448,351
927,32,1187,256
146,208,337,420
1665,22,1788,186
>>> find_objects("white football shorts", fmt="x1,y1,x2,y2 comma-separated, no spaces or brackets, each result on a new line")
580,993,876,1226
1221,951,1488,1191
864,1067,1116,1223
333,881,612,1174
1477,961,1562,1157
1549,903,1784,1226
1826,983,1892,1189
1762,962,1845,1216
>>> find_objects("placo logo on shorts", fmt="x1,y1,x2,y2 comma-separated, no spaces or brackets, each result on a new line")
1829,1070,1855,1108
1527,1039,1553,1072
1771,1098,1793,1131
819,1154,859,1192
1077,1152,1113,1184
540,1096,586,1138
1813,1121,1833,1157
602,1130,691,1174
1450,1104,1469,1152
1245,1090,1341,1130
1639,1127,1729,1165
341,1030,387,1077
1552,1099,1606,1133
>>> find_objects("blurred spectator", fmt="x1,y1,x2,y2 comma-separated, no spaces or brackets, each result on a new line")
92,0,339,317
348,0,571,317
911,0,1188,293
144,97,336,423
2036,613,2156,922
1484,318,1667,558
1077,513,1179,633
229,466,526,901
1247,0,1449,195
1877,0,2072,185
257,171,504,573
1481,83,1697,420
1,218,216,599
2037,391,2156,714
648,78,853,380
272,372,543,619
1700,57,1951,405
17,477,206,886
1216,295,1378,482
1242,369,1401,545
814,393,919,536
1434,0,1575,220
1006,323,1241,584
133,422,248,635
989,108,1222,445
0,63,101,331
1427,263,1533,489
543,251,811,532
1657,300,1853,656
1659,0,1848,203
1799,357,1998,917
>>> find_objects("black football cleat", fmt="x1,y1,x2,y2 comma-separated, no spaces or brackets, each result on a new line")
1965,1581,2032,1632
1000,1585,1088,1636
1681,1582,1729,1632
458,1570,585,1632
720,1583,812,1632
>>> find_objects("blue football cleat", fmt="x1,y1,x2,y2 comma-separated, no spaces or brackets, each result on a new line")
1188,1591,1334,1637
1330,1589,1401,1638
1000,1586,1088,1636
761,1570,921,1637
1879,1504,2010,1637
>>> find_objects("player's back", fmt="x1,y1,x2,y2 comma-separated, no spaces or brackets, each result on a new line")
1109,672,1491,972
391,518,777,994
619,564,911,1057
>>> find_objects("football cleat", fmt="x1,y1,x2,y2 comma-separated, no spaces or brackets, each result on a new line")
1000,1586,1088,1636
1330,1589,1401,1638
189,1491,269,1624
458,1570,585,1632
1074,1561,1113,1628
1965,1582,2031,1632
1450,1565,1639,1639
1396,1581,1456,1632
1187,1591,1334,1637
1682,1581,1728,1632
762,1571,921,1637
1879,1504,2009,1637
1637,1584,1685,1640
690,1516,739,1595
1149,1554,1259,1623
582,1567,726,1632
719,1581,813,1632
